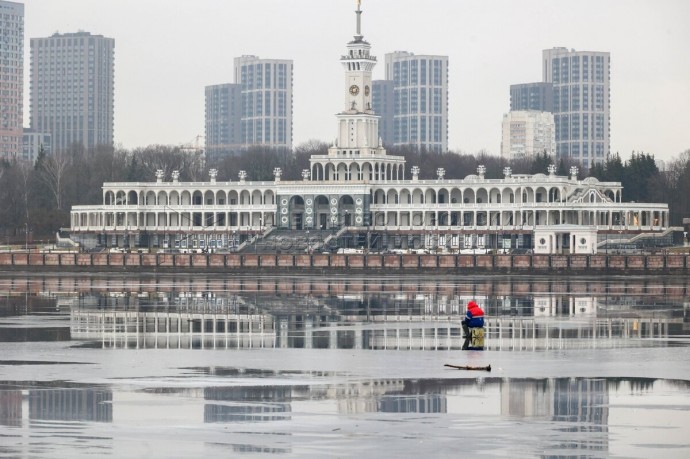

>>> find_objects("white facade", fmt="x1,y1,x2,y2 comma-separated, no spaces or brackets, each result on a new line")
534,225,598,254
69,2,671,252
0,0,23,160
501,111,555,161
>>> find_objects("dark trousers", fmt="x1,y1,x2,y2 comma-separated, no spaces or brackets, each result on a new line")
462,320,470,350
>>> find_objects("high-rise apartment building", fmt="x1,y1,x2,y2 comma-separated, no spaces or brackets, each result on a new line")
500,110,555,161
0,1,24,160
510,82,553,112
371,79,393,147
22,129,51,163
30,32,114,153
234,55,293,149
543,47,610,168
204,83,241,160
380,51,448,153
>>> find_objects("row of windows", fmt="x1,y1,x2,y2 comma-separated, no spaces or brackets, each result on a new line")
240,91,288,118
33,37,109,47
558,142,605,158
551,55,607,84
240,119,289,145
394,87,444,115
239,63,291,90
394,115,444,144
392,59,446,87
554,114,606,141
553,85,606,112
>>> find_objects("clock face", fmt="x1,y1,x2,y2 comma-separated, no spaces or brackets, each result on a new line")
364,85,370,96
349,85,360,96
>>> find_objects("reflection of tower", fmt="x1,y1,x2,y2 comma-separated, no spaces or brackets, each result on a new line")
552,378,608,424
501,378,609,454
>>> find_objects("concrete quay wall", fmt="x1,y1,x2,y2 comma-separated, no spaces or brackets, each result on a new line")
0,253,688,274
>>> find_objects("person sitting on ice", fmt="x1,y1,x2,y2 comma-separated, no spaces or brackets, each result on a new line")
461,300,485,350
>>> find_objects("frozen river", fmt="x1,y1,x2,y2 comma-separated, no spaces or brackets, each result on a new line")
1,273,689,458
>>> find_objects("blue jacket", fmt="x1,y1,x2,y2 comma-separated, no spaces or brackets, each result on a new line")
464,309,485,328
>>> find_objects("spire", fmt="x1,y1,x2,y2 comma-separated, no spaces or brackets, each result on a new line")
355,0,363,41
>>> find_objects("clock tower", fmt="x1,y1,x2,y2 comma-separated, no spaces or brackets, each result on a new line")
330,0,382,153
312,0,406,187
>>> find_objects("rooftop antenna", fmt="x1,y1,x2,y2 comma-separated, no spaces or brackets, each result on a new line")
355,0,363,40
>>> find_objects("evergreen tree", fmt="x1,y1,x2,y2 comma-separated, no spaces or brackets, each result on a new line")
530,151,551,174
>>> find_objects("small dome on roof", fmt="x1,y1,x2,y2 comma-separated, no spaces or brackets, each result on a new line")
584,177,599,184
464,174,478,180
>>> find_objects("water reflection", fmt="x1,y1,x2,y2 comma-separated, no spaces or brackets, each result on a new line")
1,274,688,456
0,274,686,348
2,376,687,457
0,385,112,425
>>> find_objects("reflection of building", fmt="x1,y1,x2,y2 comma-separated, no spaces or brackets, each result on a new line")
204,387,291,423
70,308,276,350
533,296,596,316
501,378,608,453
29,388,112,422
70,298,680,352
0,390,22,427
69,4,670,253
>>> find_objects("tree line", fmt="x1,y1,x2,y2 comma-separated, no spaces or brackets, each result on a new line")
1,142,688,242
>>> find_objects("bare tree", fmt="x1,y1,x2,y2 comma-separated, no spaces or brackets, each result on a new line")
133,145,206,182
16,160,32,224
36,150,70,210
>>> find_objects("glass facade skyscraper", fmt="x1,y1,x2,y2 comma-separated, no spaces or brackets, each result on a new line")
233,56,293,149
371,79,393,147
204,83,241,160
543,47,610,167
0,1,23,160
30,32,114,152
375,51,448,153
510,82,553,112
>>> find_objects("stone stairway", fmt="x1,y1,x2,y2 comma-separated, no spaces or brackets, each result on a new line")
239,228,338,254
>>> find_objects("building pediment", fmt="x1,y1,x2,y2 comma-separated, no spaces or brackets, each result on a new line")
570,188,613,204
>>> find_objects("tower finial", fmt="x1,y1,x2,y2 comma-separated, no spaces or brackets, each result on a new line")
355,0,363,38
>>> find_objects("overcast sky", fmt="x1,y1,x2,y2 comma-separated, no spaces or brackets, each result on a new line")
22,0,690,162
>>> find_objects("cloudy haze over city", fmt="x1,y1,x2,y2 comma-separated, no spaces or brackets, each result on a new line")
22,0,690,161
